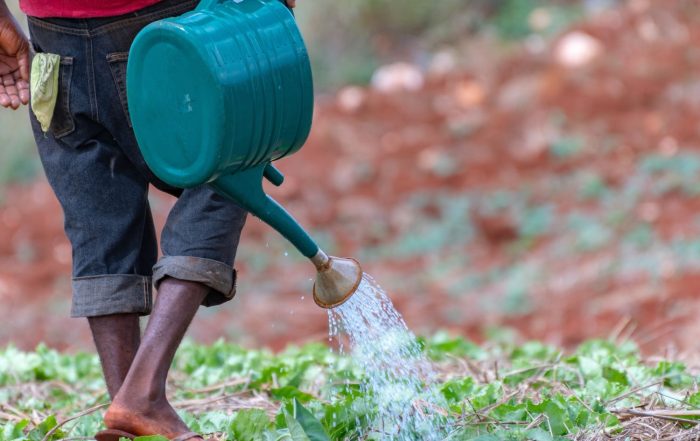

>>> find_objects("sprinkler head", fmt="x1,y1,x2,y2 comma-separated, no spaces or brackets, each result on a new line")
311,250,363,309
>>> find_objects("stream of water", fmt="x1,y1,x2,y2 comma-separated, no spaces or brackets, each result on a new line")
328,274,450,440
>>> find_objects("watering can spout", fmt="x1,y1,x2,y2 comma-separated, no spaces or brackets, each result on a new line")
211,165,363,309
211,164,319,258
311,250,363,309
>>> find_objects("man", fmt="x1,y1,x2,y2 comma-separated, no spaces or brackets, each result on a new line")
0,0,296,439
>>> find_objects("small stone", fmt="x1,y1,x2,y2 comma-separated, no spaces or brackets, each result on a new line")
529,8,552,32
638,202,660,223
629,0,651,13
336,86,367,113
525,35,547,55
454,80,485,109
658,136,679,157
371,62,424,93
429,50,458,76
497,74,541,110
332,162,359,192
417,148,458,177
446,111,485,139
637,18,659,42
554,31,603,68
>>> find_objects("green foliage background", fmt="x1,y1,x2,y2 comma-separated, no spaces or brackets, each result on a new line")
2,335,699,440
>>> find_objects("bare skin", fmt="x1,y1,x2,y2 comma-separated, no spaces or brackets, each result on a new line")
103,278,209,440
88,314,141,399
0,2,29,109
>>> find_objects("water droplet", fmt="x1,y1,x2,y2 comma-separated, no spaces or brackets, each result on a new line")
327,273,450,439
284,251,288,256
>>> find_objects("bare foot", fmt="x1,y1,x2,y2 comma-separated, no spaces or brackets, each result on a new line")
100,278,211,441
104,398,201,441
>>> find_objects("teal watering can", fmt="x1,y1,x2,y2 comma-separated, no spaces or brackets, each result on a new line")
126,0,361,308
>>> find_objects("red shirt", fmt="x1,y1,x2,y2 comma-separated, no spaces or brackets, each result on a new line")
20,0,164,18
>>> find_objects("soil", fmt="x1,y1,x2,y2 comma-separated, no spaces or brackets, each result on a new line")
3,0,700,354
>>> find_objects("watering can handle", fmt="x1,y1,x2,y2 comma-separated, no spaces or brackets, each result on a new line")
263,164,284,186
196,0,294,12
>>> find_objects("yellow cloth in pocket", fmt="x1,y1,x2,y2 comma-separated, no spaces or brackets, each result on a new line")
30,53,61,133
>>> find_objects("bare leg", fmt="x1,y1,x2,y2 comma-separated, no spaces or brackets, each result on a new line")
103,277,207,440
88,313,141,399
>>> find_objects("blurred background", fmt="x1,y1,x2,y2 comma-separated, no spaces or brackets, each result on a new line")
3,0,700,354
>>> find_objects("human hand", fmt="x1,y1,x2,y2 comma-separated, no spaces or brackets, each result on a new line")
0,9,30,109
285,0,296,8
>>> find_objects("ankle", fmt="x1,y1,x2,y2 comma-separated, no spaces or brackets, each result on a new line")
87,313,141,400
113,385,167,414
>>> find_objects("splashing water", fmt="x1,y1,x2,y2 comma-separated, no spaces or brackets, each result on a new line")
328,274,450,440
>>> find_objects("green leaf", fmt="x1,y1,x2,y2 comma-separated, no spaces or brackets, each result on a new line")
194,412,230,435
469,382,503,410
654,361,692,388
2,419,29,441
426,333,487,360
440,377,475,403
602,367,628,386
229,409,271,441
283,361,312,388
526,400,567,436
577,356,601,378
284,410,310,441
689,392,700,408
490,403,527,422
133,436,169,441
321,395,373,440
283,399,330,441
511,342,559,362
270,386,316,403
470,435,502,441
526,428,554,441
27,416,63,441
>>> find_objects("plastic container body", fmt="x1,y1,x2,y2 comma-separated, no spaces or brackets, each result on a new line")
127,0,313,187
127,0,319,257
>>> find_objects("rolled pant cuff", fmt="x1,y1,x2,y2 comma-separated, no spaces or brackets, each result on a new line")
152,255,237,307
71,274,153,317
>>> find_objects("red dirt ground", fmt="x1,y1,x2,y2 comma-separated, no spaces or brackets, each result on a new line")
4,1,700,354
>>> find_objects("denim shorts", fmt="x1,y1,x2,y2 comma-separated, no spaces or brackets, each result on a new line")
27,0,248,317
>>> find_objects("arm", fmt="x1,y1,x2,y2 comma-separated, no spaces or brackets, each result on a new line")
0,0,30,109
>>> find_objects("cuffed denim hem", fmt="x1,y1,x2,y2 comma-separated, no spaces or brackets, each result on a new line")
71,274,153,317
152,255,237,307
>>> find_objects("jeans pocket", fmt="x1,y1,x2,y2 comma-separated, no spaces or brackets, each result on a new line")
106,52,132,128
51,56,75,138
